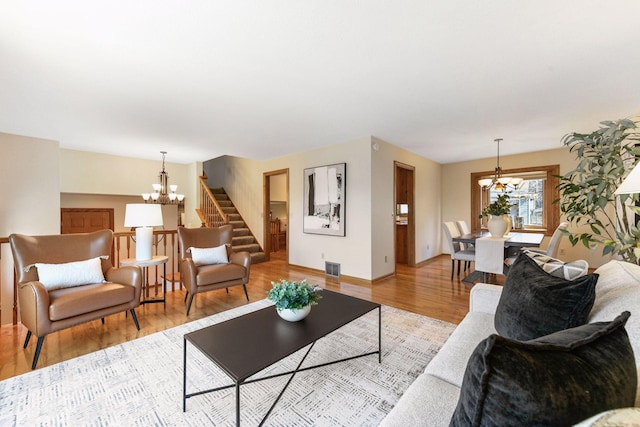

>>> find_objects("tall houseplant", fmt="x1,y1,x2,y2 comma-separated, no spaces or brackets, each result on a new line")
556,118,640,263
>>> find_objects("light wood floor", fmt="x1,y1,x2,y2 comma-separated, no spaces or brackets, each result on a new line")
0,252,486,381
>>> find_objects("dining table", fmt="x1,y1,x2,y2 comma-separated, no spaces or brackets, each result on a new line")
452,231,545,283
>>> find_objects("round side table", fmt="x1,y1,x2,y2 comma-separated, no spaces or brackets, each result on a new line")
120,255,169,307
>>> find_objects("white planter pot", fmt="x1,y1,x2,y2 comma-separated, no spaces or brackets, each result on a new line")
487,215,509,237
277,305,311,322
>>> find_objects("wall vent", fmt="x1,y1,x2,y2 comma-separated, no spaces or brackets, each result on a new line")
325,261,340,278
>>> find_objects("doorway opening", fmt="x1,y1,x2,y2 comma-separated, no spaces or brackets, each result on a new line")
263,169,289,261
394,162,415,267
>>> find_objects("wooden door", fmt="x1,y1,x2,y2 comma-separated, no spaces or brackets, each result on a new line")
61,208,114,234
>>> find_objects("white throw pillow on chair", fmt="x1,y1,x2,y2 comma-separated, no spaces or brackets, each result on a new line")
31,257,106,290
189,245,230,266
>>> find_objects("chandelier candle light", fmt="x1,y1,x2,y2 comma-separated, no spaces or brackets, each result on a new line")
142,151,184,205
478,139,524,192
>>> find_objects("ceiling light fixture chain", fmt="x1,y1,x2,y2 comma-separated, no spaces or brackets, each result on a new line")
478,138,523,192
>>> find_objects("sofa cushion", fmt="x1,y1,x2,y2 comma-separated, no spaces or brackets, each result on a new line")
450,312,637,427
522,248,589,280
424,311,496,388
591,260,640,405
380,374,460,427
494,252,598,340
33,257,106,291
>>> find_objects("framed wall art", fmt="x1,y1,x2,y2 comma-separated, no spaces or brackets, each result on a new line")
303,162,346,236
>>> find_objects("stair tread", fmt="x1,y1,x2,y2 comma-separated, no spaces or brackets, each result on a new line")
203,187,267,263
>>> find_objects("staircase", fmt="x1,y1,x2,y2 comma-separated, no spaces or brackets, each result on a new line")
209,188,267,264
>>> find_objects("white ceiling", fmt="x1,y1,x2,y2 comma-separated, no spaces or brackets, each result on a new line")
1,1,639,165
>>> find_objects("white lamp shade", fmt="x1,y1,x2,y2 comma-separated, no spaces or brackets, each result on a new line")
615,163,640,195
124,204,164,227
478,178,493,187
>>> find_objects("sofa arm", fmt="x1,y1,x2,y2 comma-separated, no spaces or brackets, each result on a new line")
469,283,503,314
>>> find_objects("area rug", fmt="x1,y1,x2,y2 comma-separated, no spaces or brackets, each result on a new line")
0,300,456,426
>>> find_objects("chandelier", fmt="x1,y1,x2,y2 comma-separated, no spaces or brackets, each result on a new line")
141,151,184,205
478,138,523,192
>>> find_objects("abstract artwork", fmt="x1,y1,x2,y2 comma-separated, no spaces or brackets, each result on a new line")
303,163,346,236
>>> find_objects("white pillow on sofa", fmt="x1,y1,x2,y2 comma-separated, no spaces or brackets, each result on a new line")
189,245,229,266
33,257,106,291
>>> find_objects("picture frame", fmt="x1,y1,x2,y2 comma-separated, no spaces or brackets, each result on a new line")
303,163,346,236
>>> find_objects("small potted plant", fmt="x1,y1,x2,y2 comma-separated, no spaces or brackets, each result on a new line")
481,194,513,237
267,279,322,322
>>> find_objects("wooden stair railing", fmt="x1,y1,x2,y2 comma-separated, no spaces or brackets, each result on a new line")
197,175,228,227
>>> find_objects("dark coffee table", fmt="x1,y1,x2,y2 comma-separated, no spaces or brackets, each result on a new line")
183,289,381,426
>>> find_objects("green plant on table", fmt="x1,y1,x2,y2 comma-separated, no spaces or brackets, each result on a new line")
267,279,323,310
481,194,513,217
556,118,640,263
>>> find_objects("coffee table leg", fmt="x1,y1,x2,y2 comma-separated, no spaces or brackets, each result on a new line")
236,382,241,426
183,337,187,412
378,306,382,363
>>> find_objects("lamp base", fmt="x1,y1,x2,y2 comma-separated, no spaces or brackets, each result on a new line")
135,227,154,261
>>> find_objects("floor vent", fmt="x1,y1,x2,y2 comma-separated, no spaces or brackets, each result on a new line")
325,261,340,278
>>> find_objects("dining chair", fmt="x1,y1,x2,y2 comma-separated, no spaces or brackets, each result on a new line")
525,221,569,258
505,221,570,269
455,220,473,250
443,222,476,280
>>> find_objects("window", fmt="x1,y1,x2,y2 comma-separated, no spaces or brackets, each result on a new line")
470,165,560,235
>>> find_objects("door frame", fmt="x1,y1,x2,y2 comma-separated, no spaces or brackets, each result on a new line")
394,161,416,267
263,168,289,261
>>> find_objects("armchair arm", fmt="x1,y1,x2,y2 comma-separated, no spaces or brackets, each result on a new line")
229,251,251,281
17,281,51,336
180,257,198,293
469,283,503,314
229,251,251,269
106,266,143,301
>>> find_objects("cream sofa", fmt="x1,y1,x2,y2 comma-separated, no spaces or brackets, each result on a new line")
381,260,640,426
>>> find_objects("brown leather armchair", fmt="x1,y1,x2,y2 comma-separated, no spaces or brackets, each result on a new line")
9,229,142,369
178,225,251,315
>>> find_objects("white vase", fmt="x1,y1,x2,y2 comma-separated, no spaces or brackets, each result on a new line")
277,305,311,322
487,215,509,237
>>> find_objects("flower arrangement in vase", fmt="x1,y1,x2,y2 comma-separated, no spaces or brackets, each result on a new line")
481,194,513,237
267,279,323,321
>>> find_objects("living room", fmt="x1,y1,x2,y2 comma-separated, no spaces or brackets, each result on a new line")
2,2,640,425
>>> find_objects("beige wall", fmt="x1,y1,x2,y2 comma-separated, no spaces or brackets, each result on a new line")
59,149,201,228
1,133,61,324
208,137,376,279
441,147,613,267
207,136,443,280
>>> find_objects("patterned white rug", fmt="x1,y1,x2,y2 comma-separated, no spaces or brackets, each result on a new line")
0,300,455,427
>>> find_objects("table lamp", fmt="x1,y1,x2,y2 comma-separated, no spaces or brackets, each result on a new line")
615,163,640,195
124,204,164,260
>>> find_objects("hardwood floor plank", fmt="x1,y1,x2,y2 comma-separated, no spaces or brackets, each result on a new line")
0,253,482,381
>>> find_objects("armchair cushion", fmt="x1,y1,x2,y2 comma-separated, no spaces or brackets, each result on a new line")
196,263,247,286
189,245,229,266
32,257,106,291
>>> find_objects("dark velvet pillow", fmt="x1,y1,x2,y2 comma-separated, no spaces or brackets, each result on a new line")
450,311,637,427
494,251,598,340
